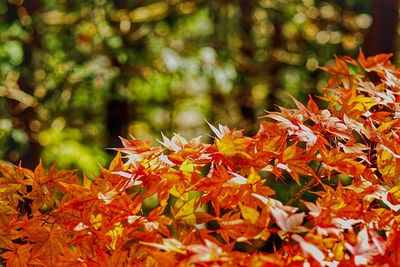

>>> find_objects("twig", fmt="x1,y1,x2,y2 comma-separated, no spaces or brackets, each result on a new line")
286,162,322,206
286,177,318,206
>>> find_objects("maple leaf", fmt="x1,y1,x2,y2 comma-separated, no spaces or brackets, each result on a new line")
357,49,393,72
386,231,400,265
302,200,322,218
4,52,400,266
321,148,366,178
320,56,349,76
255,121,288,154
383,69,400,88
158,132,188,152
194,211,215,224
106,222,124,250
320,56,353,88
0,220,21,250
377,148,400,187
206,121,231,140
23,162,75,213
251,193,306,233
275,144,317,184
1,244,33,267
239,204,259,224
378,189,400,212
171,196,199,225
140,238,186,254
111,170,144,191
186,239,228,263
345,227,385,266
115,136,162,166
215,131,253,160
292,234,325,264
264,111,322,150
270,207,307,233
0,165,26,211
56,246,90,267
24,220,67,266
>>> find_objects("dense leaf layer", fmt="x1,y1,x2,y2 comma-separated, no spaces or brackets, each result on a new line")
1,51,400,266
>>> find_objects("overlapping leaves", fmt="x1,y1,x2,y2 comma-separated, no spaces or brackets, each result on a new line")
1,51,400,266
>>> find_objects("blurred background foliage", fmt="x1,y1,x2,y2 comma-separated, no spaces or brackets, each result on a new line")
0,0,398,176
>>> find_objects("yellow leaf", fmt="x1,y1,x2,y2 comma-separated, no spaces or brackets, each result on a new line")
83,174,92,190
89,214,102,230
388,185,400,206
333,242,345,260
247,168,261,184
109,151,122,171
142,157,159,171
173,197,197,224
254,229,270,241
261,135,283,154
216,134,252,159
169,185,182,198
179,159,197,176
240,204,259,224
376,120,397,133
390,185,400,201
282,144,297,160
378,150,400,186
106,222,124,250
337,159,366,176
353,95,377,111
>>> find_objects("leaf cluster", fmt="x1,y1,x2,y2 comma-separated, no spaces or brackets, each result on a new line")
1,51,400,266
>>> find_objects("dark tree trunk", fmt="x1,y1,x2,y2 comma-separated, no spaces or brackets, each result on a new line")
266,10,284,112
236,0,257,131
6,2,18,22
105,1,137,149
209,1,228,128
363,0,399,56
7,1,42,169
16,107,41,169
106,99,129,149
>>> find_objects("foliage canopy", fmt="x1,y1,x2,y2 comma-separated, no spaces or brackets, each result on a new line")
1,52,400,266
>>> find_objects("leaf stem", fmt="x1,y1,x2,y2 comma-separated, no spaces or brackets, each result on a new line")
286,177,317,206
286,161,322,206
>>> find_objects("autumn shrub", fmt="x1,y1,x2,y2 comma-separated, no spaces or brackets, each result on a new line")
2,51,400,266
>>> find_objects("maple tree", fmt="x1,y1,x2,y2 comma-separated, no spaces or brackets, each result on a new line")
2,51,400,266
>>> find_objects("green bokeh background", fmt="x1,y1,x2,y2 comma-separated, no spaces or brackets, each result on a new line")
0,0,396,176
